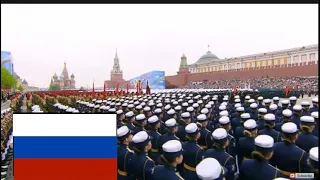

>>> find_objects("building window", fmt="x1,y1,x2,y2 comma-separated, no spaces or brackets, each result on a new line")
293,55,299,63
237,63,240,69
310,53,315,60
280,59,284,65
251,62,255,67
274,59,278,65
301,54,307,62
268,60,272,66
257,61,260,67
224,64,227,70
262,61,266,66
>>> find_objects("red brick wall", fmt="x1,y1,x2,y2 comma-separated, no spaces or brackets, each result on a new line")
165,62,318,88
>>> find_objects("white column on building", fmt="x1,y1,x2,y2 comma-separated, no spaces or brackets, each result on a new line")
315,51,318,64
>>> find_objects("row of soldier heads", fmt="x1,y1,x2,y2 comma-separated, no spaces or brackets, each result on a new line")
117,120,319,180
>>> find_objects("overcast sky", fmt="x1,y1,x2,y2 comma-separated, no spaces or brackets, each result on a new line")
1,4,318,88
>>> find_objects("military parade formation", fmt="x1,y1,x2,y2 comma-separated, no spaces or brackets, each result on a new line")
1,89,319,180
51,89,319,180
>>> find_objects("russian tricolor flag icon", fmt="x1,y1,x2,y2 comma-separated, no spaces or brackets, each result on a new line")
13,113,117,180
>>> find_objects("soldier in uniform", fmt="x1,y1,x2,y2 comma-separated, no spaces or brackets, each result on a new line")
202,108,215,132
152,140,184,180
182,123,204,180
117,126,134,180
235,113,251,143
117,109,125,128
249,103,258,121
196,158,227,180
143,106,152,119
257,96,265,109
269,122,309,178
218,116,236,157
238,135,286,180
125,111,137,134
280,100,290,112
130,131,155,180
310,98,319,113
258,114,281,142
291,105,303,129
204,128,236,180
176,112,192,141
196,114,212,150
308,147,318,180
256,108,267,130
147,115,162,165
311,112,318,137
237,120,258,166
134,114,147,134
269,104,281,123
231,106,245,134
296,116,318,153
158,118,180,154
301,101,311,116
275,109,293,132
187,107,196,123
288,96,297,111
230,103,241,120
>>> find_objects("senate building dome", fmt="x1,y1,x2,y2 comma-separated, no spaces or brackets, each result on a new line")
195,51,220,64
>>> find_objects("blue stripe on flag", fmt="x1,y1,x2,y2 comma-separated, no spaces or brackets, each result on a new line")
14,136,117,158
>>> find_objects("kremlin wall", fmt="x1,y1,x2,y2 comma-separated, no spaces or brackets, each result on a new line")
106,44,318,89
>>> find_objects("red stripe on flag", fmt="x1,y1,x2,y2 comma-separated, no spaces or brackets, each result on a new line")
14,158,117,180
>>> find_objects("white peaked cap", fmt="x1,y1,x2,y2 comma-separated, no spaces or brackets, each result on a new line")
234,95,240,99
197,114,207,121
312,98,318,103
254,135,274,148
212,128,228,140
311,112,318,119
309,147,318,162
234,103,242,108
248,99,255,103
300,116,315,123
250,103,258,109
156,103,163,107
201,108,209,114
236,107,245,112
148,115,159,123
263,99,272,103
132,131,149,143
125,111,134,117
187,107,194,112
182,102,189,106
273,178,290,180
273,97,280,101
181,112,191,118
281,100,290,104
245,96,250,99
301,101,310,106
244,119,257,129
289,96,297,100
162,140,182,153
185,123,198,133
196,158,222,179
205,104,212,109
234,99,241,103
219,110,229,117
165,118,177,127
117,126,130,137
108,108,116,112
167,109,176,115
293,105,302,111
193,103,200,108
219,116,230,125
136,105,143,110
143,106,151,111
281,122,298,133
282,109,293,117
264,114,276,121
116,110,123,115
174,105,182,111
154,108,162,114
165,104,171,110
241,113,250,119
136,114,146,121
219,105,226,111
257,96,264,100
269,104,278,110
258,108,267,113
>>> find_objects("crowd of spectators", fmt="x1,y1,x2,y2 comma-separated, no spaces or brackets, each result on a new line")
183,76,318,90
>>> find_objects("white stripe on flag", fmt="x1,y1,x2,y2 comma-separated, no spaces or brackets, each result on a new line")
13,114,116,137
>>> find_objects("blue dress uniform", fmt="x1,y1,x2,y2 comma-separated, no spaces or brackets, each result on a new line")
147,115,162,165
275,109,293,132
182,123,204,180
296,116,319,153
187,107,197,123
310,98,319,113
218,116,236,157
308,147,319,180
301,101,312,116
196,158,227,180
235,113,251,143
152,140,184,180
269,122,309,177
311,112,318,137
125,111,137,132
197,114,212,150
158,118,180,153
288,96,297,111
204,128,236,180
231,107,244,130
237,120,257,166
177,112,192,141
257,96,265,109
131,131,155,180
291,105,303,129
239,135,286,180
117,110,125,128
258,114,281,142
117,126,134,180
269,104,282,123
257,108,268,130
249,103,258,120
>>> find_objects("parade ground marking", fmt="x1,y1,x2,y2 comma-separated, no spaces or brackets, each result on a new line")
13,113,117,180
